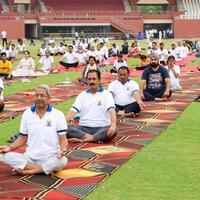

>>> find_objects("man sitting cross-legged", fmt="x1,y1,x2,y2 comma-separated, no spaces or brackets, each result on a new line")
108,66,145,118
66,69,117,143
140,54,172,101
0,84,68,175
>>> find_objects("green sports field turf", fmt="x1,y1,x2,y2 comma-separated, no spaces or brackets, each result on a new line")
84,102,200,200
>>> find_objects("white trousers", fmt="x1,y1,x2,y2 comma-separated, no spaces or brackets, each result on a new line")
2,152,68,175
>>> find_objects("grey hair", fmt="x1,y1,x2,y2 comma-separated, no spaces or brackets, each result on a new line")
36,84,51,97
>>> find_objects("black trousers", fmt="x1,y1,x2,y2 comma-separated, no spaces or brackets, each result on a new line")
143,88,172,101
60,61,79,68
115,102,141,114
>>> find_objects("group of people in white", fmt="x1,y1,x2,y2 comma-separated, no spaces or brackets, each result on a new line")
1,35,197,114
0,32,199,176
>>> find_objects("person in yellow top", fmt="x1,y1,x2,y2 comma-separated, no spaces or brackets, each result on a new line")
136,55,150,70
0,52,12,79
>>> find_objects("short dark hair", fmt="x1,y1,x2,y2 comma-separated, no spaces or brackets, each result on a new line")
24,50,30,55
1,52,7,57
168,55,175,61
152,42,157,45
68,45,73,48
140,54,147,60
89,55,96,63
118,66,130,74
86,69,101,80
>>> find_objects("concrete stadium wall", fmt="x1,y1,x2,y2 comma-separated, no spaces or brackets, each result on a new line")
0,19,25,39
174,19,200,38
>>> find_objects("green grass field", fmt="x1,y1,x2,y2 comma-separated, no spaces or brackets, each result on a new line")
0,39,200,200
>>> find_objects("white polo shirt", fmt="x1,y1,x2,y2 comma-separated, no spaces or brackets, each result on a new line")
63,52,77,63
20,105,67,160
108,79,139,106
113,59,127,71
71,87,115,127
0,78,4,100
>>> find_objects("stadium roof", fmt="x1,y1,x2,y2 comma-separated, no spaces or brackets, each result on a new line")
137,0,169,4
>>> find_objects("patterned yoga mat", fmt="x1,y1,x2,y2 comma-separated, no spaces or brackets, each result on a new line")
0,73,118,123
0,71,199,200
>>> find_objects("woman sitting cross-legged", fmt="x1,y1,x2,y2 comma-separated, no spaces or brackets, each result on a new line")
79,56,99,84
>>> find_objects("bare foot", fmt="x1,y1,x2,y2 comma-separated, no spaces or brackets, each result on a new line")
124,112,136,118
68,138,83,143
155,97,167,101
12,168,23,175
117,110,125,117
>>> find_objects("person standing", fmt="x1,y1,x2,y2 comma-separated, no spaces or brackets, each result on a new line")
1,31,7,47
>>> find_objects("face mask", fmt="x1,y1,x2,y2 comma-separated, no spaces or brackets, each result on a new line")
151,63,159,68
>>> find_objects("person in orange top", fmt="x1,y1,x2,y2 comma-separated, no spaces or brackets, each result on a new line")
136,55,150,70
0,52,12,79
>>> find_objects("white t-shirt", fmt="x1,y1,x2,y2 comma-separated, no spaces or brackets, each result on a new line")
71,87,115,127
158,48,169,63
39,56,54,72
108,79,139,106
39,47,47,56
18,44,26,52
76,52,87,65
20,105,68,160
10,49,18,58
165,65,180,87
1,31,7,39
182,46,189,58
100,46,108,59
169,48,181,61
86,50,98,60
147,48,160,57
49,46,57,54
2,49,12,58
0,78,4,100
113,59,127,71
58,46,66,54
63,52,77,63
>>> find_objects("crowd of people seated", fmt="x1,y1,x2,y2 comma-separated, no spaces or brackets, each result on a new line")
0,34,199,176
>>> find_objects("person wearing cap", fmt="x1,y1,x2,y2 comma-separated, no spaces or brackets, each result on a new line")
110,53,127,73
108,66,145,117
140,54,171,101
0,85,68,175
